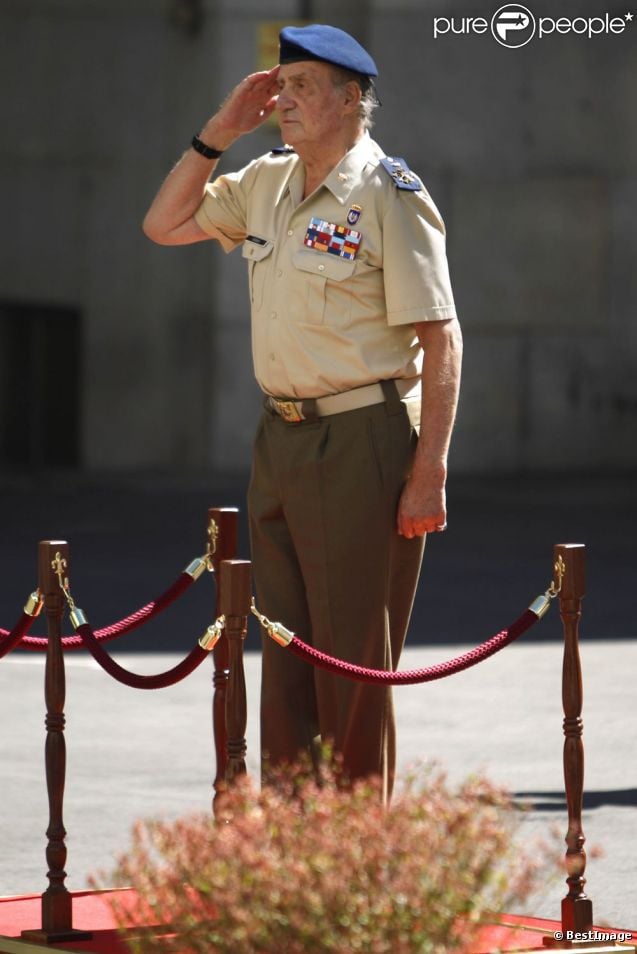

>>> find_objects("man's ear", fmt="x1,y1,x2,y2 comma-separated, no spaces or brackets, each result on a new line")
342,80,362,115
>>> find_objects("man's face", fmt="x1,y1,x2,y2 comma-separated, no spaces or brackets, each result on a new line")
275,61,353,148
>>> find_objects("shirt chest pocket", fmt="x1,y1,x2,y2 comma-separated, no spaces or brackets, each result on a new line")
242,238,274,311
290,248,356,326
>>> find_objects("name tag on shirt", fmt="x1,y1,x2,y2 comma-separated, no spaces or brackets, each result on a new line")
303,217,362,261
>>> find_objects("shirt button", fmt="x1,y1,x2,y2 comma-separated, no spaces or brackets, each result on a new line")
276,269,283,278
270,311,277,319
287,229,294,236
269,353,276,361
318,264,325,272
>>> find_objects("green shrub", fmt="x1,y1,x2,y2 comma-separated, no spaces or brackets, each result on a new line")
100,762,555,953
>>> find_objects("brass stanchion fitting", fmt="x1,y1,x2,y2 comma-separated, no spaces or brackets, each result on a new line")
547,554,566,598
199,616,225,651
267,621,295,647
185,556,209,581
24,591,44,617
52,552,87,628
250,599,294,647
529,593,552,619
207,517,219,559
70,607,88,630
529,555,568,620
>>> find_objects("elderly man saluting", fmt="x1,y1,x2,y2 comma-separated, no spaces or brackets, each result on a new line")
143,24,462,801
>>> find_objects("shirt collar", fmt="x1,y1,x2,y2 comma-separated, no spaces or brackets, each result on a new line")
323,133,383,204
271,154,303,209
276,133,383,208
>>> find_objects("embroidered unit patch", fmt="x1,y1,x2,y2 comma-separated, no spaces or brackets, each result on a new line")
379,157,422,191
304,217,362,260
347,204,363,225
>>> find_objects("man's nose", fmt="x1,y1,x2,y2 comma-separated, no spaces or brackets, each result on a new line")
276,90,294,111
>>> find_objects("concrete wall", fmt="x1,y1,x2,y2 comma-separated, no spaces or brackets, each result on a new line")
1,0,635,473
369,0,637,473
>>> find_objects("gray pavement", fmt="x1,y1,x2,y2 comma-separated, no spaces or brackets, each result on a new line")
0,472,636,929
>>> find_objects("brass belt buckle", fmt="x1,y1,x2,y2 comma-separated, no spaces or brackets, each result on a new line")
274,399,304,423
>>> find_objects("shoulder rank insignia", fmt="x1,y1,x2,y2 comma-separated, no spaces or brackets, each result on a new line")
379,156,422,191
270,145,296,156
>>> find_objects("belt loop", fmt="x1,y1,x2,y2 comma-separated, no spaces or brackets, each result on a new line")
380,379,403,416
300,398,319,424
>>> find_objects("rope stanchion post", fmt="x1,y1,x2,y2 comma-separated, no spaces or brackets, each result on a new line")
22,541,91,945
220,559,251,785
543,542,626,951
208,507,238,812
556,543,594,938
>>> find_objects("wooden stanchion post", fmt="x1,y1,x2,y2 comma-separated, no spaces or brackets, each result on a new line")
207,508,238,813
220,559,251,784
22,541,91,944
543,543,635,951
556,543,594,936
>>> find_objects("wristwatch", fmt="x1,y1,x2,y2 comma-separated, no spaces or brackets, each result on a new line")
191,134,224,159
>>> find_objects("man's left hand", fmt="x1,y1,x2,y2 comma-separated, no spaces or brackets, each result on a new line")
397,472,447,538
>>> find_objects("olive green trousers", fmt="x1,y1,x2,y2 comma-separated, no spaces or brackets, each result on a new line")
248,386,425,801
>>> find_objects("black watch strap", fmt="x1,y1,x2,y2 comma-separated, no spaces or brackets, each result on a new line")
191,134,224,159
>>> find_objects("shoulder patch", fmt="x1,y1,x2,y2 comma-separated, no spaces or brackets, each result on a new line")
271,145,296,156
379,156,422,191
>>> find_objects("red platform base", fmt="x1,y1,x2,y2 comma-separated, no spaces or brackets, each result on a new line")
1,891,635,953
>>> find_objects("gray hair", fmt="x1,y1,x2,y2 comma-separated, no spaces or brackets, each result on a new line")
330,66,379,131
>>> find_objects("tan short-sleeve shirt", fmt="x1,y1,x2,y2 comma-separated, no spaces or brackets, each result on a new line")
194,134,457,399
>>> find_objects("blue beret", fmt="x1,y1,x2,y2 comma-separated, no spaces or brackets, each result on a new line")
279,24,378,78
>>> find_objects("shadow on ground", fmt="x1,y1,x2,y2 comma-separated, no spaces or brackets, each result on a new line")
515,789,637,811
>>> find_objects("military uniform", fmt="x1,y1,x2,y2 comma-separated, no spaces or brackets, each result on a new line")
195,132,456,797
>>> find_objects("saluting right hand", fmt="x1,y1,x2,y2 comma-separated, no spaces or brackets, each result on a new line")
202,66,280,146
142,66,280,246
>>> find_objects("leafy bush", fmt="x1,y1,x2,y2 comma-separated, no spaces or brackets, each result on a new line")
99,762,555,953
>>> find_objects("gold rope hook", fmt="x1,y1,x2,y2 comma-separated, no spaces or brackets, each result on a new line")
547,554,566,598
51,551,75,610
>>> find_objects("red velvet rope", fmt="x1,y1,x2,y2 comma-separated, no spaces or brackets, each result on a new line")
76,622,209,690
0,612,36,660
285,609,539,685
5,572,195,652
